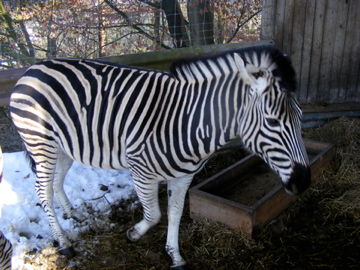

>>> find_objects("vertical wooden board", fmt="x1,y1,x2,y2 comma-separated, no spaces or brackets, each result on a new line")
299,0,316,103
353,1,360,102
330,1,349,102
261,0,276,40
306,0,326,103
357,40,360,102
339,0,354,102
274,0,286,50
345,0,360,102
281,0,295,55
317,0,338,102
259,0,359,104
290,0,307,101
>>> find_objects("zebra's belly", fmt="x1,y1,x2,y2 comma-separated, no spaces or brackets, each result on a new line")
61,139,129,171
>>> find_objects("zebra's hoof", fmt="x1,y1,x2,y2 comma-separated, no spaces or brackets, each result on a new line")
170,264,189,270
59,246,76,258
126,227,141,242
71,212,86,223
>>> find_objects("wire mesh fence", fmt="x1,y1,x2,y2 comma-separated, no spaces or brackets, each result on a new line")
0,0,262,70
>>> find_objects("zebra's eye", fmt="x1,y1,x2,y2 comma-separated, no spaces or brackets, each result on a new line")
266,118,281,127
252,70,264,79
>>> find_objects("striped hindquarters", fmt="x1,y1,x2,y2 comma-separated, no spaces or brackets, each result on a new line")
9,59,148,170
0,147,12,270
0,231,12,270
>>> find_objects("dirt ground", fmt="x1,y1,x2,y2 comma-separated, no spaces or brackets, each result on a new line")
1,106,360,270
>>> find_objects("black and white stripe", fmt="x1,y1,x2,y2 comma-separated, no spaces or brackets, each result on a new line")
9,45,310,267
0,232,12,270
0,147,12,270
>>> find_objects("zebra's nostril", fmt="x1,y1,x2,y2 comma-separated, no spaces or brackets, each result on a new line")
283,163,311,195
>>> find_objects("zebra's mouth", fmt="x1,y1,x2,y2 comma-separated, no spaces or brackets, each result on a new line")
281,163,311,195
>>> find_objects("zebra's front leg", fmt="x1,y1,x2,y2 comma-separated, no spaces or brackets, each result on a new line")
127,180,161,241
166,176,192,269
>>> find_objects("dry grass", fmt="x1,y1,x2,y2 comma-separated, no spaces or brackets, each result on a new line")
9,117,360,269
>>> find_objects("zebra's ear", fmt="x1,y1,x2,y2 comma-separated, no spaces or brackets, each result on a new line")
233,53,269,95
233,53,252,84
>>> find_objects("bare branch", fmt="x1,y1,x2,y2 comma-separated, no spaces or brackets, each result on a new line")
226,8,262,43
85,32,139,58
19,20,35,58
104,0,171,49
137,0,160,9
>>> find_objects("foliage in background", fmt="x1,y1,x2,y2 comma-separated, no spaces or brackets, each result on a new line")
0,0,261,69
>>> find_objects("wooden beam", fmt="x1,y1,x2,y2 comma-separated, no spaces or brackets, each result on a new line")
302,103,360,128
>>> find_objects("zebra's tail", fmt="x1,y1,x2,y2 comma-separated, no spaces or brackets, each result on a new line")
24,149,36,174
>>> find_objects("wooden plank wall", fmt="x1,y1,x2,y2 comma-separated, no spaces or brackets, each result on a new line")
261,0,360,104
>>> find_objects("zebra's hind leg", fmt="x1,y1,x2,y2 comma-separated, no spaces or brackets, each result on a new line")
53,151,85,222
166,176,192,269
127,180,161,242
30,146,75,257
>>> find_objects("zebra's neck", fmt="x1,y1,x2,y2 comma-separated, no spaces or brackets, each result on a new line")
171,57,244,161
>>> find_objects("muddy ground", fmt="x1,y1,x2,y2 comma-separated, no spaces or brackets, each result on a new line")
1,106,359,270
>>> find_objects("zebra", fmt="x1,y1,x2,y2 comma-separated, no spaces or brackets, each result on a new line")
0,232,12,270
0,147,13,270
9,45,310,269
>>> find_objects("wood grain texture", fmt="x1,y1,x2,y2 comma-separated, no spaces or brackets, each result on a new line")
262,0,360,104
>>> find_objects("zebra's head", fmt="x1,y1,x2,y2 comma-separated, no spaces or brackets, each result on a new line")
234,47,310,195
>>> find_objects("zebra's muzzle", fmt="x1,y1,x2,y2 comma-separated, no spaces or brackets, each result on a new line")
282,163,311,195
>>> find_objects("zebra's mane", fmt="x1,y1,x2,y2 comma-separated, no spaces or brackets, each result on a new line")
169,45,297,92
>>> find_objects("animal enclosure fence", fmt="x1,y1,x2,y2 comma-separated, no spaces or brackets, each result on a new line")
0,0,261,68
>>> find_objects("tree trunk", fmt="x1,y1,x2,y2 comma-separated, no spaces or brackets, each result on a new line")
98,1,106,57
153,7,161,50
187,0,214,46
0,0,34,66
47,37,57,59
46,3,56,60
160,0,190,48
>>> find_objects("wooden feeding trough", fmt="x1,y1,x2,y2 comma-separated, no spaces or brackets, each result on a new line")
189,139,335,237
